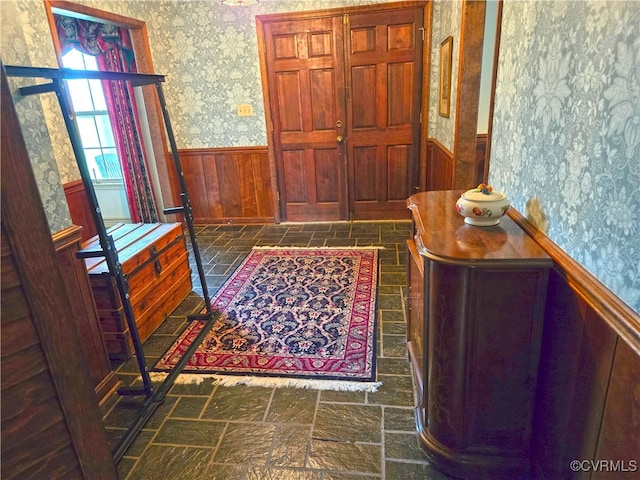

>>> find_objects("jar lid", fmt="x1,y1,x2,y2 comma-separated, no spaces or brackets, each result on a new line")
461,184,506,202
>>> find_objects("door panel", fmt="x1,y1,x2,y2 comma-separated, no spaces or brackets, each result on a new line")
351,66,377,128
346,9,423,220
276,73,303,131
265,17,347,222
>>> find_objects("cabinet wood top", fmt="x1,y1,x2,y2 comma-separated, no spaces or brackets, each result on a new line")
407,191,551,266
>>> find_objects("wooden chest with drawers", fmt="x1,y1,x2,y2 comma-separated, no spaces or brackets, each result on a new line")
81,223,192,361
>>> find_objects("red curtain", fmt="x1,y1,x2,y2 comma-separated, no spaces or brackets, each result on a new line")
55,15,158,223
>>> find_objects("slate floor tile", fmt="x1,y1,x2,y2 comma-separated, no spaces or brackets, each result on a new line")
265,388,318,424
307,440,382,474
384,407,416,432
313,403,382,443
380,272,406,286
117,457,136,479
385,460,450,480
380,309,405,322
123,429,155,457
169,396,208,419
269,424,312,467
127,445,212,480
323,474,382,480
384,432,427,461
202,385,272,421
207,465,323,480
153,418,225,447
377,357,412,376
367,374,414,407
377,294,403,310
381,334,408,358
144,396,178,429
381,321,406,335
214,423,276,466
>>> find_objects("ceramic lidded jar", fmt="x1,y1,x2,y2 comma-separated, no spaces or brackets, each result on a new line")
455,184,510,227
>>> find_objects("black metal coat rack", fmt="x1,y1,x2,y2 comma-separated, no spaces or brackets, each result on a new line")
4,64,218,463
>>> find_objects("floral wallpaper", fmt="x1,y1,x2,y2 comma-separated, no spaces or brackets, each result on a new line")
428,0,462,153
491,1,640,313
1,0,72,233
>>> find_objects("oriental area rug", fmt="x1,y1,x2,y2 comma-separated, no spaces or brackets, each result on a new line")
154,247,381,391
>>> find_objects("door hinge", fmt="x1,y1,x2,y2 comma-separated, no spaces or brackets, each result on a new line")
349,211,354,221
343,14,349,25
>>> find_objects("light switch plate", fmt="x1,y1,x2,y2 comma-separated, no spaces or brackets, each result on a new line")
237,103,254,116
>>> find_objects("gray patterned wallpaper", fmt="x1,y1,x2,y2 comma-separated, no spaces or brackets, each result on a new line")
1,0,72,233
427,0,462,152
491,1,640,313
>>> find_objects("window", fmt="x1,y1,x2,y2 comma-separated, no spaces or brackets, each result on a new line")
62,49,122,181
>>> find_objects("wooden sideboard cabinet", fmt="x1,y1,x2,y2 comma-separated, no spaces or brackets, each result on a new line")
406,191,552,479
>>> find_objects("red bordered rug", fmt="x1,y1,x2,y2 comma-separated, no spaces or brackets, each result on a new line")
154,247,379,383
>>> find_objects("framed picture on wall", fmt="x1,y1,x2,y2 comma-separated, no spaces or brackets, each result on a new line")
439,36,453,117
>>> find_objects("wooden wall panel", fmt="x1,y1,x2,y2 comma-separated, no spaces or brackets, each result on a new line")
475,133,487,184
1,67,117,479
532,269,617,479
425,135,489,191
509,208,640,480
179,147,274,224
593,339,640,479
63,179,98,242
53,225,120,412
425,138,454,191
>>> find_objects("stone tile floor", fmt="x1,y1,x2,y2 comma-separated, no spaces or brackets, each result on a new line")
105,222,454,480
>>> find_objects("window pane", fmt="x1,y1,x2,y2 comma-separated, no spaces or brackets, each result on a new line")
76,116,100,148
62,49,83,69
89,80,107,110
95,114,116,147
83,54,99,71
84,148,103,180
67,79,94,112
96,151,122,179
61,50,123,182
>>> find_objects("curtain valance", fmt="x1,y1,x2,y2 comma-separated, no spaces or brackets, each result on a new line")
55,15,135,68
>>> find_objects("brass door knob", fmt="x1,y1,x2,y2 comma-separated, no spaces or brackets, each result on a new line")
337,135,344,143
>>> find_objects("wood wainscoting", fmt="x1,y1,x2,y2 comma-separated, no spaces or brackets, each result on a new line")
425,138,454,191
53,225,121,413
178,147,274,224
63,179,98,242
425,135,488,191
475,133,488,184
510,209,640,479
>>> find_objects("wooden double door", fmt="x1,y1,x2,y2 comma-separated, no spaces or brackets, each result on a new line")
259,5,424,222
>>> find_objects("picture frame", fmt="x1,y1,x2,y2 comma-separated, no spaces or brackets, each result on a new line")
439,36,453,117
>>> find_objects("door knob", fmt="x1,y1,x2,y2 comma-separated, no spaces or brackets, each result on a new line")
337,135,343,143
